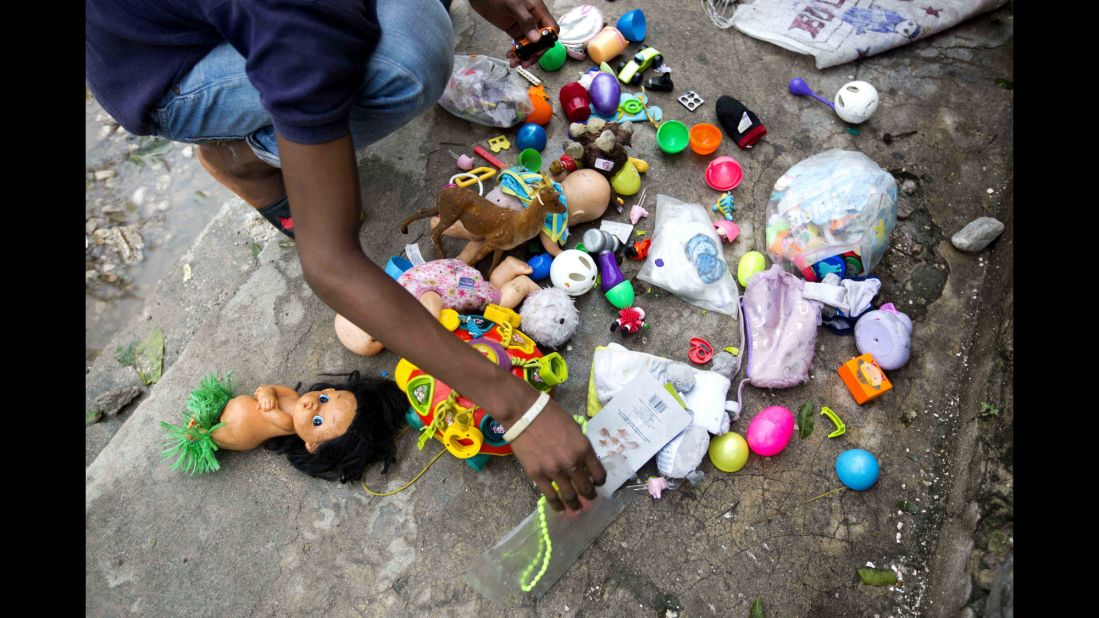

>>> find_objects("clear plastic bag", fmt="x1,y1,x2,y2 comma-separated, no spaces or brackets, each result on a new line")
637,194,740,316
764,149,897,276
469,455,639,603
438,55,534,127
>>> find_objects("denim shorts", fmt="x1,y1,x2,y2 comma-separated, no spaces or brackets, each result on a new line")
151,0,454,167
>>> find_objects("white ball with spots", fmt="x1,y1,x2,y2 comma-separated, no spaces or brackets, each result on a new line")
834,81,879,124
549,249,598,296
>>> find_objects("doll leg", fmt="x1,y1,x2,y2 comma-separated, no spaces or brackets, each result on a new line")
456,240,485,264
539,231,564,257
418,291,444,319
431,217,482,241
489,255,534,288
498,275,542,309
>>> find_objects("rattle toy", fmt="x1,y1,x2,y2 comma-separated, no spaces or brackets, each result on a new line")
834,81,879,124
789,77,835,109
582,228,635,309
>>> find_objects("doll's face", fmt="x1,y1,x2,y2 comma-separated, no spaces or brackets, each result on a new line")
293,389,357,452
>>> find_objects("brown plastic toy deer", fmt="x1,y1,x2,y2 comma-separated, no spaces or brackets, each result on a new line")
400,183,566,273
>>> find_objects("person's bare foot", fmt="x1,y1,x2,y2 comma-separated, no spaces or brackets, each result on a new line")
197,141,285,209
498,275,542,309
489,255,534,288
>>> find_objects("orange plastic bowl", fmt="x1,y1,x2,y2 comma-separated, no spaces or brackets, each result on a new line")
689,123,722,155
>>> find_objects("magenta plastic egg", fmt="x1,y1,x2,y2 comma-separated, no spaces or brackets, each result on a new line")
746,406,795,456
589,72,621,115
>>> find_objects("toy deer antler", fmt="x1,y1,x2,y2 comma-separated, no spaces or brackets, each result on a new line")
400,186,566,273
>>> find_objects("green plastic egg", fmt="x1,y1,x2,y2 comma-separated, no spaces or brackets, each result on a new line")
737,251,767,287
538,41,567,71
610,161,641,195
708,432,749,472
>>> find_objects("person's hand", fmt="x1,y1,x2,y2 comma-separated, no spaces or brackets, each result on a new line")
508,398,607,511
467,0,559,67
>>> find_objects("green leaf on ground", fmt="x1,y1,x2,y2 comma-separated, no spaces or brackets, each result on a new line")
116,328,165,385
133,327,165,385
749,597,765,618
995,78,1013,90
858,567,898,586
114,341,137,367
797,401,815,439
250,242,263,257
194,190,210,200
897,500,919,514
979,402,1001,418
86,409,104,426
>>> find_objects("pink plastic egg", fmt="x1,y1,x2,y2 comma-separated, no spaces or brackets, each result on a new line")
746,406,795,456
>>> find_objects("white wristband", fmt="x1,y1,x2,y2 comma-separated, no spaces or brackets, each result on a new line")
503,391,551,443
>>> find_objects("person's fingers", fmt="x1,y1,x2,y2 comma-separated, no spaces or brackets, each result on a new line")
511,3,539,43
526,0,559,32
569,464,596,501
535,477,564,512
551,471,581,511
585,452,608,486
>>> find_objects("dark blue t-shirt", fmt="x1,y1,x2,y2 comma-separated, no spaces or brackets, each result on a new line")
86,0,382,144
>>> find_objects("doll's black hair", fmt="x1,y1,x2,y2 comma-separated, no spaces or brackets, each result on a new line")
264,371,407,483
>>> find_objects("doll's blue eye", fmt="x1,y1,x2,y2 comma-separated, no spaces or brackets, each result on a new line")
312,415,324,426
319,394,330,403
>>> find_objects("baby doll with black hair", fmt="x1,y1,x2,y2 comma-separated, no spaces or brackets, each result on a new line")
162,371,406,482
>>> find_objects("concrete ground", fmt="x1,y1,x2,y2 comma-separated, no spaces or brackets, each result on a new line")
86,1,1014,615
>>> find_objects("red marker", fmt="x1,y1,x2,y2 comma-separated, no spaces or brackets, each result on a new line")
473,145,507,170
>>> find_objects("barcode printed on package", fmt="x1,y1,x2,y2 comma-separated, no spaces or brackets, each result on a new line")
648,394,667,413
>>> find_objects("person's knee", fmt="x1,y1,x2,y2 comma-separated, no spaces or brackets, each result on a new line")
373,0,454,109
399,20,454,108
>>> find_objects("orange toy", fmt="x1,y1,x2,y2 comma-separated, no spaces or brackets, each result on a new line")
527,85,553,126
837,353,892,405
689,123,722,155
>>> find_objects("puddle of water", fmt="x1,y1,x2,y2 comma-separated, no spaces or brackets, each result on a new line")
86,92,235,367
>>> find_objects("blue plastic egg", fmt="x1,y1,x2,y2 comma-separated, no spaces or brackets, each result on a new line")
527,253,553,280
515,123,548,152
836,449,880,491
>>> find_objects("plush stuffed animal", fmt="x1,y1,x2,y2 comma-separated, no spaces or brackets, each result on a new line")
519,286,580,348
559,118,634,178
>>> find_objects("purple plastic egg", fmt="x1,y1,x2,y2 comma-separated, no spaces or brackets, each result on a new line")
746,406,795,457
589,72,621,115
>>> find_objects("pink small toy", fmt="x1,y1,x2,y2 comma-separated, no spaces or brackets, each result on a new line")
746,406,795,457
449,151,475,171
713,220,740,243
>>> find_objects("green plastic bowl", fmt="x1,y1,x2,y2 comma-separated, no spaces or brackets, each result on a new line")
657,120,689,154
518,148,542,172
538,41,567,71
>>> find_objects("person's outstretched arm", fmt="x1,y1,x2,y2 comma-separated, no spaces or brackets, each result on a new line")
279,134,605,511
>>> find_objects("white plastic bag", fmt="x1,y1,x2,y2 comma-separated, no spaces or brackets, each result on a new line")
637,194,739,316
438,55,533,127
725,0,1008,69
